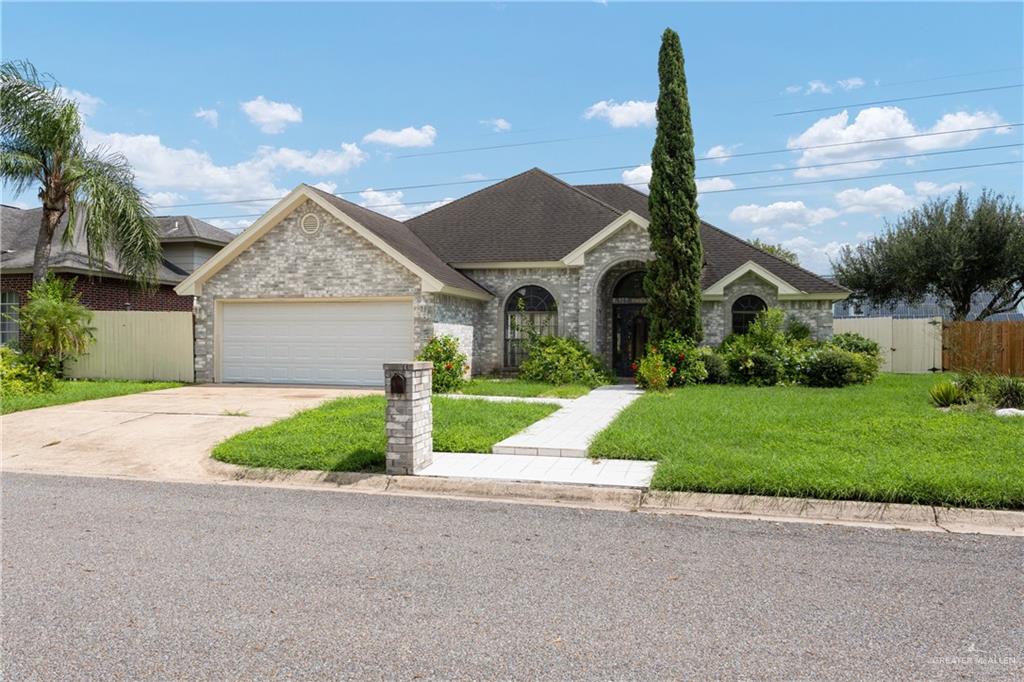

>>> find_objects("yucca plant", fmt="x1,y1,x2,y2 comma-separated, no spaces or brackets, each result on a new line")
928,380,966,408
988,376,1024,409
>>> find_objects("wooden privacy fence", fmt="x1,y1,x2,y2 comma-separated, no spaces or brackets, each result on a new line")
65,311,194,382
943,321,1024,376
833,317,943,373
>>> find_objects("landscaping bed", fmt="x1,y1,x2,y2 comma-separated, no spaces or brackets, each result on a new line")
455,378,592,399
589,374,1024,509
212,395,559,472
1,379,183,414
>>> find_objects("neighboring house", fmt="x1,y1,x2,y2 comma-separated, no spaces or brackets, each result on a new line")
176,168,848,386
834,292,1024,322
0,205,233,345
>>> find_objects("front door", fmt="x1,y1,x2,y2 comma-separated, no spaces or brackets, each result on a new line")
612,303,649,377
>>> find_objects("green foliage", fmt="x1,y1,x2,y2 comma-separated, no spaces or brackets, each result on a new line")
750,238,800,265
634,352,671,391
15,276,95,374
954,371,992,402
800,346,879,388
644,28,703,343
2,378,180,414
929,380,967,408
0,345,54,396
830,332,881,357
417,335,468,393
726,346,785,386
783,316,813,341
697,346,729,384
834,189,1024,321
518,335,611,387
655,332,708,386
988,376,1024,409
1,60,160,284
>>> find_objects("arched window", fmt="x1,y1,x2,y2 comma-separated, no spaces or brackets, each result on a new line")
613,271,646,300
732,295,767,335
505,285,557,367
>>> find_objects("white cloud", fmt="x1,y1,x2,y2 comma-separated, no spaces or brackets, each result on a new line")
194,108,219,128
784,85,804,95
834,183,916,215
837,77,866,90
240,96,303,134
310,181,337,194
729,201,838,229
358,188,452,220
461,172,488,181
806,80,833,95
207,218,255,234
584,99,656,128
56,86,102,117
254,143,367,175
705,144,741,164
751,227,778,239
780,236,848,273
362,125,437,148
621,165,735,194
147,191,186,208
696,177,736,193
481,117,511,132
788,106,1008,177
913,180,969,196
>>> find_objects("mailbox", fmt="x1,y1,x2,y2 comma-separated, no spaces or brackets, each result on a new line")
389,373,406,396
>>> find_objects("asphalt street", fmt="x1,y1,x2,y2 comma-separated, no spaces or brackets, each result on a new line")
2,473,1022,680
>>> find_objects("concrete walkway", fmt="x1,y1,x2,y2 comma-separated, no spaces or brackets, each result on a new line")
491,384,642,457
418,452,656,488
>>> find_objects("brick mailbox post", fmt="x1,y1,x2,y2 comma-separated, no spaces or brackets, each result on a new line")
384,361,433,475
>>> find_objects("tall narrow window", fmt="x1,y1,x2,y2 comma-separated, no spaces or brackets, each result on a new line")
731,295,766,335
0,292,20,346
504,286,556,368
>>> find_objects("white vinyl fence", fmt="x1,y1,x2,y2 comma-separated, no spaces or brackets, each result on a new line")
65,311,194,382
834,316,943,373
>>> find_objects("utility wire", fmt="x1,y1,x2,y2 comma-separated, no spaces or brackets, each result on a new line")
774,84,1023,116
195,159,1024,225
157,122,1022,209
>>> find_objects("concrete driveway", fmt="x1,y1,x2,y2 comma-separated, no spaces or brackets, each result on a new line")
2,385,376,482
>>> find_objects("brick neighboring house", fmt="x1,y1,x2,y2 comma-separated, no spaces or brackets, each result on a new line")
0,204,233,345
175,168,849,386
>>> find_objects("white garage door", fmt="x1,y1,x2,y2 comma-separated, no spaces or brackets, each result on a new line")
220,300,414,386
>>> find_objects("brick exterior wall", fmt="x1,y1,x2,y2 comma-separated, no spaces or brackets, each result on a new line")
0,272,192,312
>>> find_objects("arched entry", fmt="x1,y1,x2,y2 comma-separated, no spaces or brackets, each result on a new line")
731,294,767,335
611,271,648,376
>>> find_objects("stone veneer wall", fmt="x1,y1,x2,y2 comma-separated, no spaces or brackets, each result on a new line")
193,199,430,382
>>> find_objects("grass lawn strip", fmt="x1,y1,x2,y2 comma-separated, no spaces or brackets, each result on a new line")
589,374,1023,509
457,378,593,399
212,395,559,472
2,380,183,415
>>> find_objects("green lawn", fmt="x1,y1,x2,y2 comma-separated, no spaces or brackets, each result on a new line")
212,395,558,472
456,378,593,399
1,379,183,415
589,374,1024,509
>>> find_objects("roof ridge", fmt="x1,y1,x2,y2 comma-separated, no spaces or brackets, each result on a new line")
533,169,625,216
700,220,848,291
303,183,407,227
405,167,551,226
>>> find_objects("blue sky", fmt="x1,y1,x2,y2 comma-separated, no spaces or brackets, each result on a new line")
3,1,1022,272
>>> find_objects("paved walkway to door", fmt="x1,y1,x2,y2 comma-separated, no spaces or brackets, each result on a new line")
491,384,642,457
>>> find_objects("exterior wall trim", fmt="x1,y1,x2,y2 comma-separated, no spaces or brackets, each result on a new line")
561,211,649,266
703,260,803,297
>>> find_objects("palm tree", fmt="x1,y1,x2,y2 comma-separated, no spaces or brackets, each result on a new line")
0,60,160,284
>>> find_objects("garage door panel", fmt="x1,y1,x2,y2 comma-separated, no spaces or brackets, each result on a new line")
220,301,414,386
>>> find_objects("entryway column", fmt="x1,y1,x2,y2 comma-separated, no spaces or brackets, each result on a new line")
384,361,433,475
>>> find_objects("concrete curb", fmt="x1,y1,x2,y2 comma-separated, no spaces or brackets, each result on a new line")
201,458,1024,536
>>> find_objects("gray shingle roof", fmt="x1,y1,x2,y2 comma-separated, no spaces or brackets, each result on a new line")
153,215,234,244
577,183,847,295
304,185,489,297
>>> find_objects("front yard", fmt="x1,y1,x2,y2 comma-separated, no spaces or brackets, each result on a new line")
455,378,593,399
212,395,558,472
590,374,1023,509
1,379,183,415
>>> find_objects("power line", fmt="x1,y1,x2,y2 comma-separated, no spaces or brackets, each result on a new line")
157,122,1022,209
395,132,620,159
195,159,1024,225
774,83,1023,117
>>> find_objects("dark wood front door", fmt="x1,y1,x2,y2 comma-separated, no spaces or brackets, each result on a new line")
612,303,649,376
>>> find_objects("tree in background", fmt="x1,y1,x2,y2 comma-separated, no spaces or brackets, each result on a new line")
834,189,1023,320
750,238,799,265
644,28,703,342
0,60,160,284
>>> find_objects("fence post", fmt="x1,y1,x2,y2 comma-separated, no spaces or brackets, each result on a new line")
383,362,433,475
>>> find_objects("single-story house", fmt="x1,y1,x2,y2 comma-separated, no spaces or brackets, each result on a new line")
176,168,849,385
0,205,233,345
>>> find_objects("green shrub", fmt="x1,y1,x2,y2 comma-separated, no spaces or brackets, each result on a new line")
14,276,95,374
831,332,881,358
784,316,813,341
655,332,708,386
726,344,784,386
988,376,1024,409
0,346,54,396
417,335,468,393
634,352,671,391
697,346,729,384
929,380,967,407
518,335,611,387
800,346,878,388
955,371,993,402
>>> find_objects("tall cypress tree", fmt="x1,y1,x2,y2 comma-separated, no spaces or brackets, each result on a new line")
644,28,703,342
